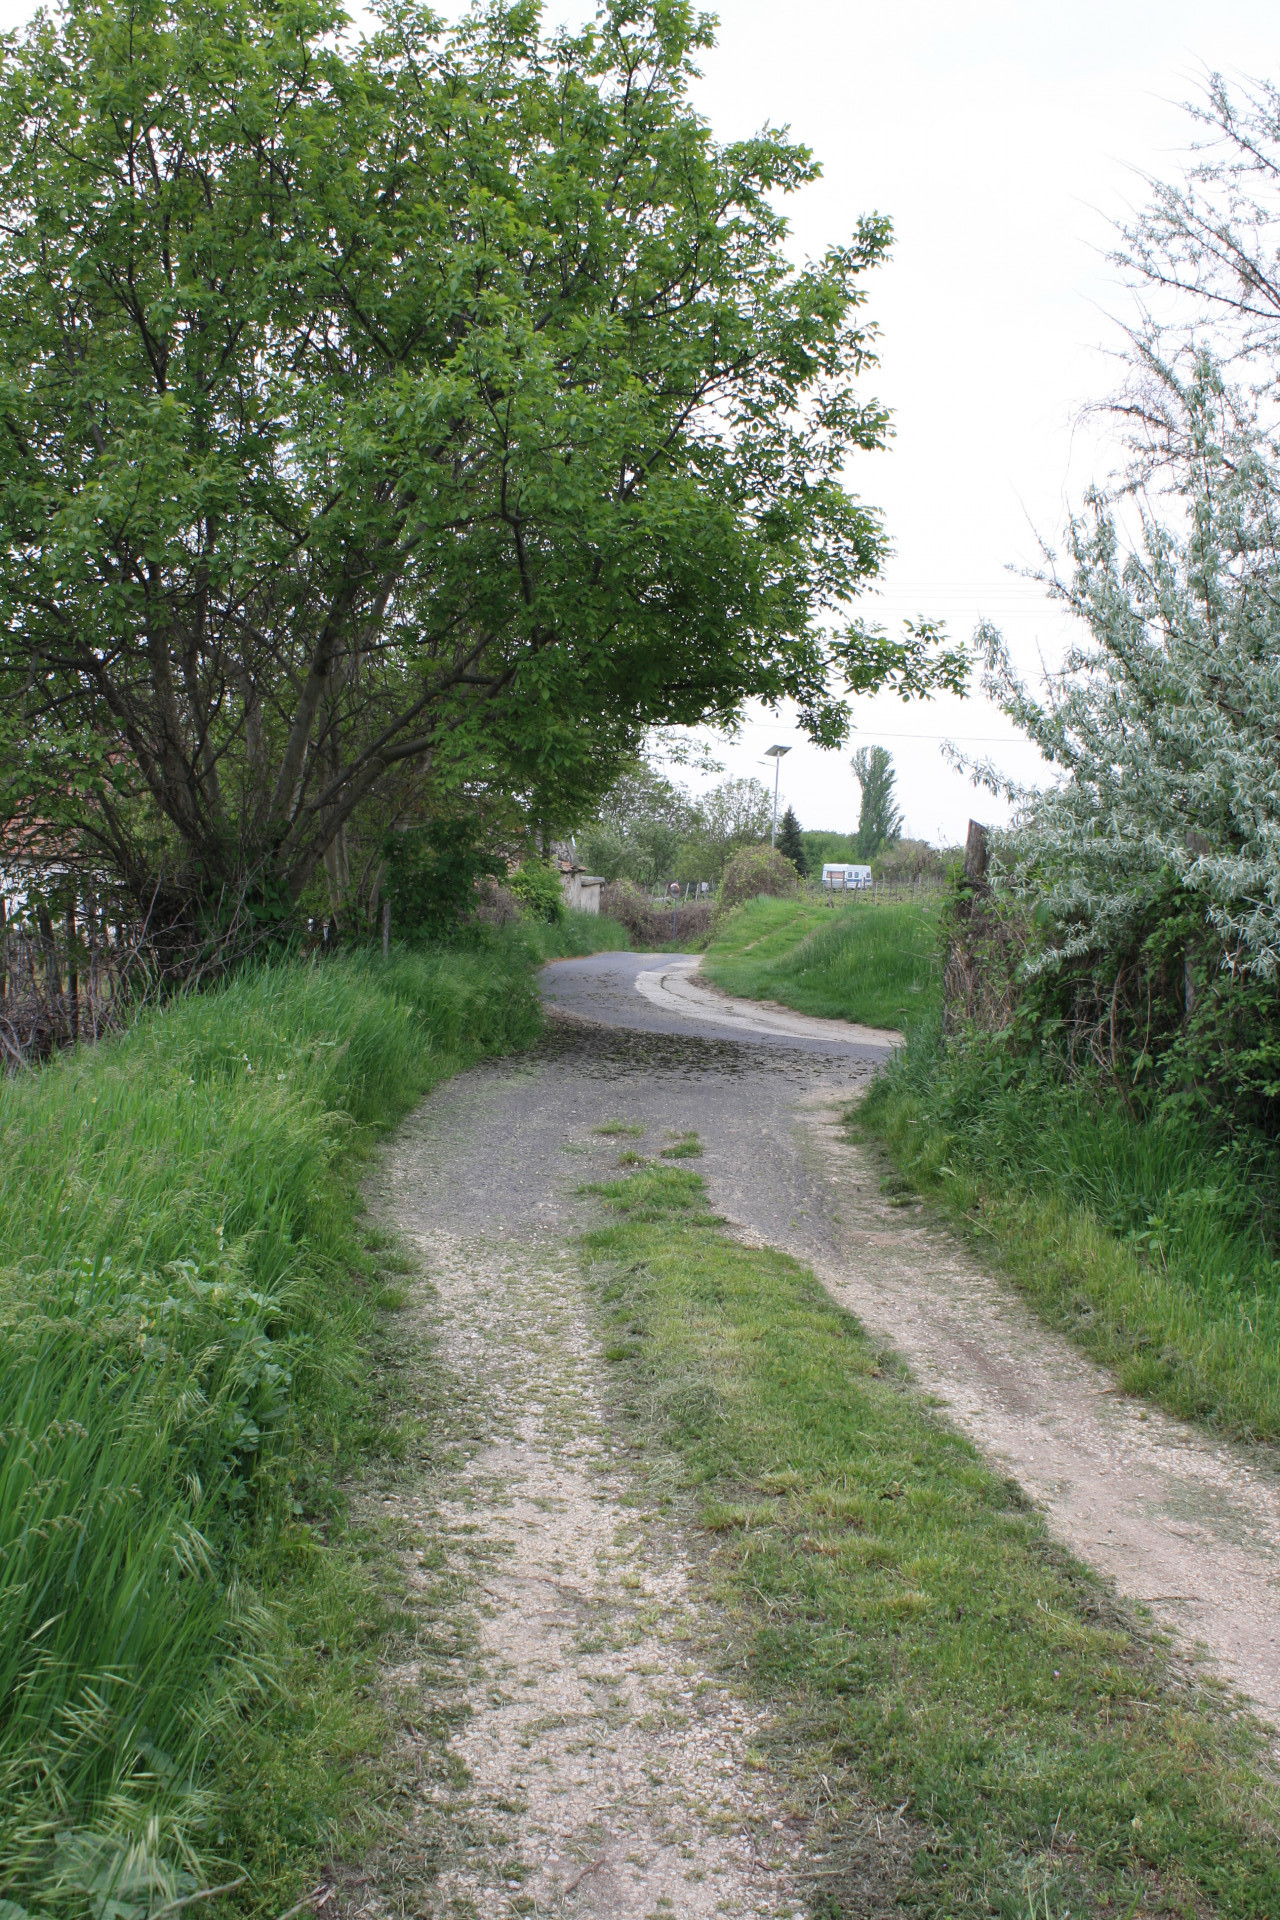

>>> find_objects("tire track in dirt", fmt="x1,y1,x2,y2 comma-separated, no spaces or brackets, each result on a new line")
789,1097,1280,1726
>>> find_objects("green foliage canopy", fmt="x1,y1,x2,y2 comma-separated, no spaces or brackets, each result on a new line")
382,819,503,939
507,857,565,924
0,0,965,922
581,763,774,887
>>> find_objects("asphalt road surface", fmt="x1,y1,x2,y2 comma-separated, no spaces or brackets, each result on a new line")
540,948,901,1056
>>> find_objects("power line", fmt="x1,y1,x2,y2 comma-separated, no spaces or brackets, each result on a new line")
725,722,1037,745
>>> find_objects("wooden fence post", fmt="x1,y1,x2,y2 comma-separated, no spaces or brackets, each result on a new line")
964,819,989,887
382,899,391,957
66,903,79,1043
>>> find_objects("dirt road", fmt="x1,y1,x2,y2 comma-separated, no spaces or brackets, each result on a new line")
361,952,1280,1912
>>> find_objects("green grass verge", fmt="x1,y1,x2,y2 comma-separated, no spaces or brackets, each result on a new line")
521,906,631,959
859,1022,1280,1447
702,895,943,1030
0,938,541,1918
585,1161,1280,1919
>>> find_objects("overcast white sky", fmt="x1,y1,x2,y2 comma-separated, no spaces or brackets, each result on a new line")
663,0,1279,844
2,0,1274,843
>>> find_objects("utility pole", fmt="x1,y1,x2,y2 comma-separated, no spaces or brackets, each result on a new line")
764,744,791,846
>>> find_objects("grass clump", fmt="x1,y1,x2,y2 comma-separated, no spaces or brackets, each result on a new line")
702,895,942,1030
659,1130,702,1159
859,1020,1280,1445
522,907,630,960
585,1160,1280,1918
0,941,540,1917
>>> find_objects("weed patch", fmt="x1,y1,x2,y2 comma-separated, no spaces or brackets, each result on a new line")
520,907,631,960
584,1161,1280,1917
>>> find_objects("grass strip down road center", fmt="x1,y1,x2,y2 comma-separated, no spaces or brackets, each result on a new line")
586,1157,1280,1919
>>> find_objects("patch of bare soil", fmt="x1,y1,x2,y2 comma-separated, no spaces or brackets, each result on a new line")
353,1229,821,1920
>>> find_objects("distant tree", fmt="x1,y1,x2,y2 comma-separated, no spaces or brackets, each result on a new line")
676,776,774,885
851,747,903,859
698,778,774,854
801,830,858,870
583,759,699,885
775,807,809,876
596,764,700,841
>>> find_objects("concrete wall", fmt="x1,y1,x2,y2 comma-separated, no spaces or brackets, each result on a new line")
562,873,604,915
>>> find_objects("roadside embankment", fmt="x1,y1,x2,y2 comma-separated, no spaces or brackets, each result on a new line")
860,1019,1280,1447
702,891,1280,1450
0,929,587,1917
701,892,943,1032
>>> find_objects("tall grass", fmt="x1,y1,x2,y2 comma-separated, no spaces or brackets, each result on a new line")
0,941,541,1918
862,1019,1280,1442
522,907,630,959
703,894,943,1030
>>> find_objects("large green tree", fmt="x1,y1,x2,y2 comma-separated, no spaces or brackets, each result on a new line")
0,0,963,926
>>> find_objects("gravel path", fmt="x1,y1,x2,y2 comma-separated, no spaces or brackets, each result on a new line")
543,955,1280,1724
359,952,1280,1912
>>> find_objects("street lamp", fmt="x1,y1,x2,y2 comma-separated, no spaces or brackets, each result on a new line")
764,744,791,847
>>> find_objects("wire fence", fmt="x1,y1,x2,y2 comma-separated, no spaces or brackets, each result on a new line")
0,904,148,1067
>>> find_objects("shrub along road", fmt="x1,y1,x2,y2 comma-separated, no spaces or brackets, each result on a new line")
359,959,1280,1917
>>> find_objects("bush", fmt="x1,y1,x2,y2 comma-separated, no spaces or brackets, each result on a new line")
383,819,503,937
871,837,951,885
508,858,565,923
470,876,522,928
599,879,712,949
714,844,800,916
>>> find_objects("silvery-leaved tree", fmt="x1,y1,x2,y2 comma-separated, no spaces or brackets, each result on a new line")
970,75,1280,1006
978,364,1280,985
0,0,966,935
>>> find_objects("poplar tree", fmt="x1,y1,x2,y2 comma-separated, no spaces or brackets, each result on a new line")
851,746,902,860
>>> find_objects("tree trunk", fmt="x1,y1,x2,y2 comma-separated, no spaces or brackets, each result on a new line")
36,899,61,1000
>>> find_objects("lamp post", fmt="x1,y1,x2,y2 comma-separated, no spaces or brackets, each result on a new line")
764,744,791,847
